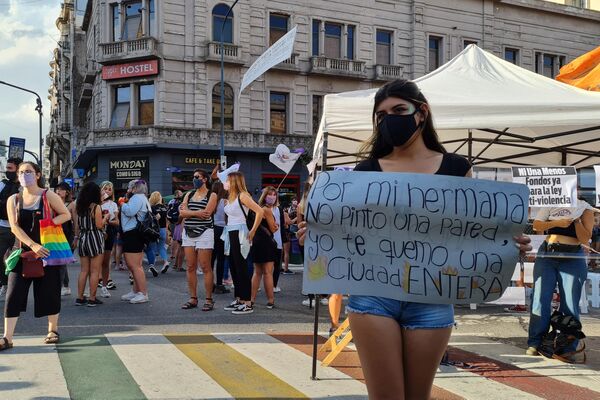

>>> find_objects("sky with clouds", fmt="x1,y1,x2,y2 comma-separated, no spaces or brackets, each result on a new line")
0,0,62,162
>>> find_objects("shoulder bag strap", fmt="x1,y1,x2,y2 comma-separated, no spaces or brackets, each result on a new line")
42,189,52,221
237,195,248,220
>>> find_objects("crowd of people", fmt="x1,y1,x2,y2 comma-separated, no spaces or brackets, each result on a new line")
0,79,594,400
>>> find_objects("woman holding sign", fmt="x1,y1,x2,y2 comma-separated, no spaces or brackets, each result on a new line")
298,79,531,400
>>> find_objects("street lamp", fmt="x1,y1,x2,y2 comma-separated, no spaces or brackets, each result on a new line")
219,0,240,170
0,80,44,167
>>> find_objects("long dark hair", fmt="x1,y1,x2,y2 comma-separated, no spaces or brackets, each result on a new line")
76,182,101,215
359,79,446,160
212,181,227,200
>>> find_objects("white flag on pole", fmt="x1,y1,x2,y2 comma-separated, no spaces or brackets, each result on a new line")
269,144,301,174
240,26,298,95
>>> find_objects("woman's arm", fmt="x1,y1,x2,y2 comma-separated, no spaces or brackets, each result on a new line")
7,194,49,257
179,193,195,219
197,193,217,219
46,190,71,225
532,218,572,232
94,205,106,229
109,206,120,227
575,209,594,244
263,207,278,233
240,192,264,238
283,210,292,226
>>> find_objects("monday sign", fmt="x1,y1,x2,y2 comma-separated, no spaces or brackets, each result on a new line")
302,172,529,305
511,166,577,208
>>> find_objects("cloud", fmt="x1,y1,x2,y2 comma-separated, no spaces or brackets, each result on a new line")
0,0,61,156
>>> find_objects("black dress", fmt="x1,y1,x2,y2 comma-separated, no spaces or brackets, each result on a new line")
251,218,277,264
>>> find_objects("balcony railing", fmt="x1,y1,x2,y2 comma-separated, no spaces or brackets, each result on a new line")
98,37,158,64
374,64,404,81
86,126,314,151
206,42,244,64
309,56,366,78
272,53,299,71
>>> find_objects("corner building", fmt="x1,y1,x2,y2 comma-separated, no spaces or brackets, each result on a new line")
68,0,600,197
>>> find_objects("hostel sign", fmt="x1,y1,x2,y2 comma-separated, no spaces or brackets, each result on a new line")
102,60,159,80
302,171,529,305
109,157,149,189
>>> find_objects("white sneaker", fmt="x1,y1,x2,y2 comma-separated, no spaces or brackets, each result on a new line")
302,298,312,307
273,286,282,293
231,303,254,315
61,287,71,296
121,291,136,301
100,287,111,298
320,297,329,306
130,292,149,304
196,268,203,276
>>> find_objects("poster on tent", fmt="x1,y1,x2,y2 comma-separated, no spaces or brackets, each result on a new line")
594,166,600,206
511,166,577,208
302,171,529,305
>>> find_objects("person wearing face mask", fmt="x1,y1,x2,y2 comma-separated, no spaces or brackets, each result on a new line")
250,187,280,308
282,197,299,275
1,162,72,351
99,181,119,295
0,157,22,299
299,79,531,399
144,191,169,275
180,170,217,310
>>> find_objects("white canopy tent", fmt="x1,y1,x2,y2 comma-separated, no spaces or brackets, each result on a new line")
313,45,600,168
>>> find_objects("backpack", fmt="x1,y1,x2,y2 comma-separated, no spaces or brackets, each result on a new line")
135,199,160,244
538,311,586,364
166,199,181,224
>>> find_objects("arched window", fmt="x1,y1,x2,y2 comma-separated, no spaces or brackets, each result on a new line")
213,4,233,43
212,83,234,130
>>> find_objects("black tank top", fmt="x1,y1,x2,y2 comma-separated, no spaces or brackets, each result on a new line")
547,223,577,238
18,195,44,251
354,152,471,177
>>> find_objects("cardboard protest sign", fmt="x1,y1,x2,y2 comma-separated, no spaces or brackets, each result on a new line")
594,165,600,206
511,166,577,208
302,171,529,304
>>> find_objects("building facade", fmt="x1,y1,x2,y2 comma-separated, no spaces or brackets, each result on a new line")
48,0,600,198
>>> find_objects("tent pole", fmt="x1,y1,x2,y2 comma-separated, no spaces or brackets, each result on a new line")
561,150,567,166
468,129,473,163
310,131,327,381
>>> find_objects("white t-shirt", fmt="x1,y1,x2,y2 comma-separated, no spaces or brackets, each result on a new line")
101,200,119,221
534,199,594,221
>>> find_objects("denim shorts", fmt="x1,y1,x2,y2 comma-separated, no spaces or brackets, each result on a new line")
347,295,455,330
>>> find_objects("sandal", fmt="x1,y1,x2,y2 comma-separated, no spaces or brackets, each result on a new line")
44,331,60,345
0,337,13,351
182,297,198,310
202,298,215,312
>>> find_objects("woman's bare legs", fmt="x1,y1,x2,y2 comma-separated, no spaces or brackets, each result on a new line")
124,252,146,294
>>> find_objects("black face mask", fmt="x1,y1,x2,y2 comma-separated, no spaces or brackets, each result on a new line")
377,113,422,147
5,171,17,181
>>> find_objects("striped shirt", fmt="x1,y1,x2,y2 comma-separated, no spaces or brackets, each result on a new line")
183,191,213,237
78,204,105,257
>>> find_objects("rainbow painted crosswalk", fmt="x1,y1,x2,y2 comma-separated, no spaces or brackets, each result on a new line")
1,333,599,400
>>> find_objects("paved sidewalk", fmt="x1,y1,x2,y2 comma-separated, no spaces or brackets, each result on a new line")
2,332,600,400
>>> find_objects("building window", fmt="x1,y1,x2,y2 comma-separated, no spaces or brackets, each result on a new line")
376,30,392,65
212,83,234,130
312,19,320,56
111,3,120,41
148,0,156,37
110,85,131,128
428,36,442,72
312,95,323,135
464,40,478,48
270,92,288,134
122,1,143,41
269,13,288,45
535,52,563,78
347,25,355,60
505,48,518,65
213,4,233,43
324,23,342,59
138,83,154,126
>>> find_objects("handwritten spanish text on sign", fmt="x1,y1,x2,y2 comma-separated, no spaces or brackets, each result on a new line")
302,172,529,304
511,166,577,208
